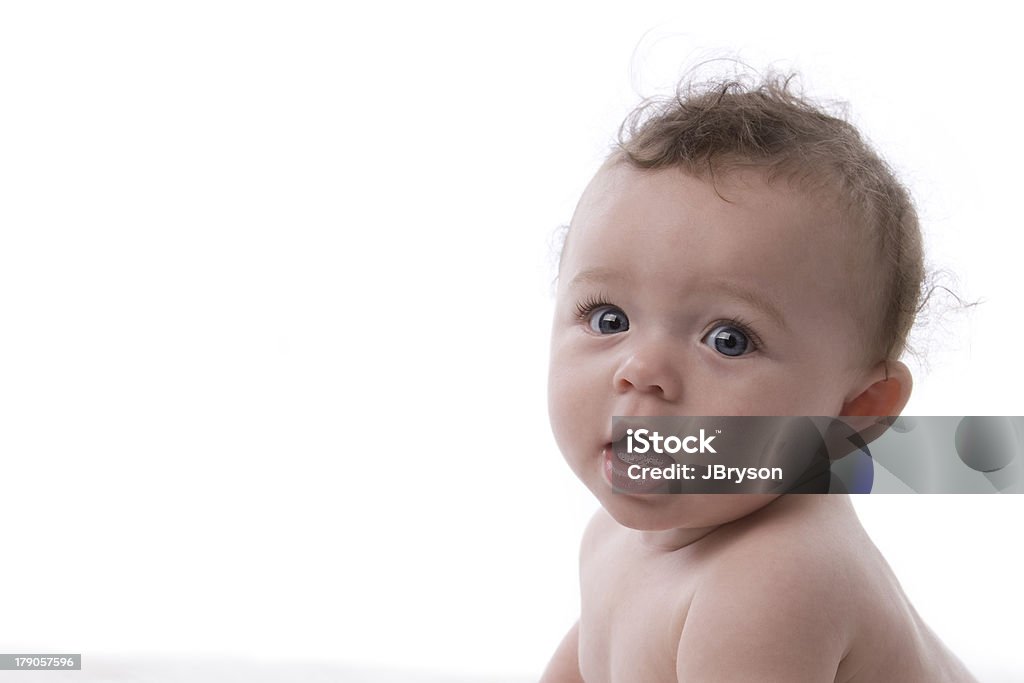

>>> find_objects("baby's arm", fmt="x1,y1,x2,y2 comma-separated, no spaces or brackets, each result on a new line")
539,619,584,683
675,545,849,682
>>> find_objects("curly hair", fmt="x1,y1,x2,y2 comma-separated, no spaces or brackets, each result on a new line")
606,72,925,365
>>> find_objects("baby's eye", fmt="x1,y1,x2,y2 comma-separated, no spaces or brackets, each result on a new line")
587,305,630,335
704,324,754,357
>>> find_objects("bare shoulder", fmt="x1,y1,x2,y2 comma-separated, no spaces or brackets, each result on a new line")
580,505,619,559
678,495,979,682
702,494,877,593
675,497,870,682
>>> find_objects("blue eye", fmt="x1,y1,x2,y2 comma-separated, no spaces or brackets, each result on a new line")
705,324,751,357
588,305,629,334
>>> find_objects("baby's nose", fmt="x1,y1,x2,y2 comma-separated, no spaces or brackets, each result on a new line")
612,348,683,402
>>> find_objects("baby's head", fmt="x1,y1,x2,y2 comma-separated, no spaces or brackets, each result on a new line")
548,73,925,529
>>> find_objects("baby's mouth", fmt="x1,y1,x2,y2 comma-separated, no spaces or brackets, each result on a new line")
608,438,677,468
603,440,677,494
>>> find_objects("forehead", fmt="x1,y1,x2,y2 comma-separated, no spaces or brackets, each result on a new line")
568,161,845,266
563,162,867,339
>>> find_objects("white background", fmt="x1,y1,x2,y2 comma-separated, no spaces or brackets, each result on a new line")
1,1,1022,680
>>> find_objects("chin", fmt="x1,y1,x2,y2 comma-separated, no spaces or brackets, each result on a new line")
593,490,701,531
597,491,780,531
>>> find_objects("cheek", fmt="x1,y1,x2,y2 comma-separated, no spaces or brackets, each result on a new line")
548,341,605,448
758,380,844,415
695,369,837,416
548,364,589,439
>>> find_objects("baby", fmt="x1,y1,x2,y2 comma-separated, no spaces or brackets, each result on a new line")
541,74,978,682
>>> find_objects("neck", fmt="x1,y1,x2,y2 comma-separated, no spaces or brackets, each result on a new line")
637,524,722,551
634,494,853,553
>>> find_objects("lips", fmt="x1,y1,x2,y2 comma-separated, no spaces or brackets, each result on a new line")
603,441,676,494
606,416,667,445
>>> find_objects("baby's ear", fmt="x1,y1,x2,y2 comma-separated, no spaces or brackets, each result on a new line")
818,361,913,456
839,360,913,435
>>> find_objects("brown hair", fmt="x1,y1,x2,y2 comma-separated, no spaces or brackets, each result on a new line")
607,71,925,366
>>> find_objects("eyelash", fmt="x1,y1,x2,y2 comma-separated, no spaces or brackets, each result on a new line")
573,292,613,321
572,295,764,351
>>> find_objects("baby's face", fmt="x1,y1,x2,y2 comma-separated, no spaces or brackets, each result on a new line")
548,161,871,530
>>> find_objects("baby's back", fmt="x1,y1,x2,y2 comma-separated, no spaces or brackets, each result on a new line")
577,495,977,682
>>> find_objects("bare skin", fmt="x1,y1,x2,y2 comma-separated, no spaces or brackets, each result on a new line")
553,496,977,683
542,161,978,682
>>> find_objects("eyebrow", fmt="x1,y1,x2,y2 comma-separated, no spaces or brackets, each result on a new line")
568,267,628,289
568,267,790,332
